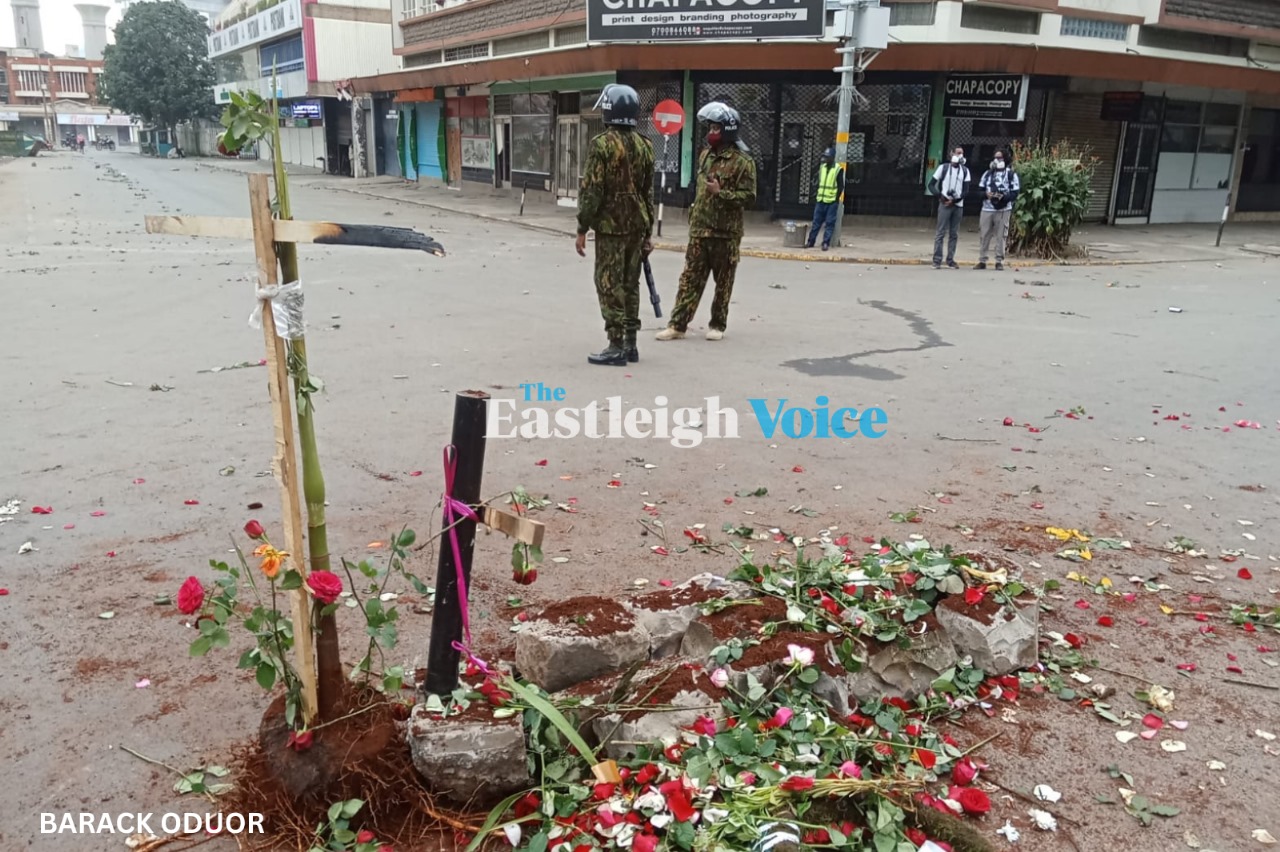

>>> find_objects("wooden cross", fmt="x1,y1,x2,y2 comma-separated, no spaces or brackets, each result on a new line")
145,174,444,724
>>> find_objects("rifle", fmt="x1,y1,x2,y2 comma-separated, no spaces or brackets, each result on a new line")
643,255,662,318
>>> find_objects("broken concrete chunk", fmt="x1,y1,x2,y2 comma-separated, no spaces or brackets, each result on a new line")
935,597,1039,676
407,705,530,804
592,688,722,760
516,617,650,693
853,624,958,701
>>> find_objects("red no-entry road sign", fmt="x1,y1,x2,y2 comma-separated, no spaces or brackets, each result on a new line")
651,99,685,136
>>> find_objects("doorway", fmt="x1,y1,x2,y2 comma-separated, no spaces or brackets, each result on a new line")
1112,97,1165,222
776,118,836,209
556,116,583,199
494,118,513,188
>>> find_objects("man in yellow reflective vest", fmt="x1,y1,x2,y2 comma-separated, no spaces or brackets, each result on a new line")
804,147,844,251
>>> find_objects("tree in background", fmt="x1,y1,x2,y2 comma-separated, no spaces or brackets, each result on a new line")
100,1,216,139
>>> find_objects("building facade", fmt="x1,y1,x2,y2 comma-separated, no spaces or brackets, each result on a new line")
0,47,136,145
351,0,1280,225
209,0,399,173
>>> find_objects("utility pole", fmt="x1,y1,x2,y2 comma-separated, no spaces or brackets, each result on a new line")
828,0,886,249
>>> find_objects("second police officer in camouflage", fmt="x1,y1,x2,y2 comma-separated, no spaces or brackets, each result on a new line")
656,102,757,343
575,84,656,366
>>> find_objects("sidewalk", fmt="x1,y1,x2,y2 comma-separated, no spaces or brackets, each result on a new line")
191,157,1280,267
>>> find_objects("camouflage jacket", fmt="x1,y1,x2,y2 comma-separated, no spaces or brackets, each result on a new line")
576,128,655,237
688,146,757,240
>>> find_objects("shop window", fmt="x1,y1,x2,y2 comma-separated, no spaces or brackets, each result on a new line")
889,2,936,26
1137,27,1248,57
555,25,587,46
443,43,489,62
404,51,440,67
1156,101,1240,191
1060,16,1128,41
493,31,549,57
1238,108,1280,212
959,5,1040,35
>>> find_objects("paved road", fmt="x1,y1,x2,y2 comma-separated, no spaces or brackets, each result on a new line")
1,150,1277,851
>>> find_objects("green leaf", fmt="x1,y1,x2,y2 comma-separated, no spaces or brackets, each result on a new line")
1149,804,1180,817
713,732,740,756
526,831,549,852
279,569,303,590
397,528,417,548
189,636,214,657
205,765,230,777
340,799,364,819
255,662,277,690
503,680,597,766
327,801,343,823
874,711,900,735
798,667,819,684
462,790,531,852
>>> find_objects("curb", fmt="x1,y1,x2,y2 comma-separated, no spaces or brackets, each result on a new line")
192,161,1235,269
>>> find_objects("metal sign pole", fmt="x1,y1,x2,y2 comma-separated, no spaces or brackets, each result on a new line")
658,135,669,237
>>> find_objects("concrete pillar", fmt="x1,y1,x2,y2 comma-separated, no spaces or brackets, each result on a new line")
11,0,45,51
75,3,111,61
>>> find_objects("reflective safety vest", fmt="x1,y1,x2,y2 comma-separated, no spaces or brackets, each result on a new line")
816,164,840,203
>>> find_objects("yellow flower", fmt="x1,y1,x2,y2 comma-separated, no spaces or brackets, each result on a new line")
256,545,288,580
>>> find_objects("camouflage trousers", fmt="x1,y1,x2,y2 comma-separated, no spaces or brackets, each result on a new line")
670,237,739,332
594,232,646,343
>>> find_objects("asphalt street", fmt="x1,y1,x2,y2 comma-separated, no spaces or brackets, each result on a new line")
1,150,1277,851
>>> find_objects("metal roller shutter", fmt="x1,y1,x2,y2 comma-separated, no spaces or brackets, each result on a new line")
1047,93,1121,222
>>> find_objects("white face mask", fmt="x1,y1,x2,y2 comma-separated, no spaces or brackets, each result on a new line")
951,155,962,164
994,160,1006,170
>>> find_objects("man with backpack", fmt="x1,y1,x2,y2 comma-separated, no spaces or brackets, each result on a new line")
975,149,1019,271
575,84,656,366
928,146,970,269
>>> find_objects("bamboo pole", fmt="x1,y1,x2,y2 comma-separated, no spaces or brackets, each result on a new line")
267,102,344,720
247,173,318,726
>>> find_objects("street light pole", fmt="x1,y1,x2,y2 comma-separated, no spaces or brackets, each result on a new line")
829,0,861,250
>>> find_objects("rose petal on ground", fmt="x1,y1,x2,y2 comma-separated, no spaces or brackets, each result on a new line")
1176,662,1197,671
1206,760,1227,771
1075,599,1091,610
1170,720,1189,730
1031,502,1045,510
1143,713,1165,730
63,524,75,530
106,551,116,557
1033,784,1062,803
409,470,423,477
1116,731,1139,744
1227,666,1244,674
135,678,150,688
607,480,622,488
1140,729,1160,740
183,499,199,505
1161,740,1187,752
1252,829,1277,844
1256,730,1277,741
535,459,547,466
1097,616,1114,627
0,588,9,595
791,465,805,473
90,510,106,517
658,579,673,588
1238,568,1253,580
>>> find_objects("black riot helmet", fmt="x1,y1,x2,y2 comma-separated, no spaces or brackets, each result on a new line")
697,101,742,148
595,84,640,128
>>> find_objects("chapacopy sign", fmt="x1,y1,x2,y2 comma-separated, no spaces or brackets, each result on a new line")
585,0,826,43
942,73,1030,121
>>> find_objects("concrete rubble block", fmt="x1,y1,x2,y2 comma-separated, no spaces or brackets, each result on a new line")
935,596,1039,677
515,608,651,694
853,623,958,701
407,704,530,805
627,573,758,659
592,688,724,761
679,619,720,660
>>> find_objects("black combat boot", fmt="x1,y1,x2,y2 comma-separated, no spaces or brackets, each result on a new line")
624,331,639,363
588,340,627,366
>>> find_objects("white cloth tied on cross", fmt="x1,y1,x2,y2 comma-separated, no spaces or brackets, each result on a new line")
248,279,306,340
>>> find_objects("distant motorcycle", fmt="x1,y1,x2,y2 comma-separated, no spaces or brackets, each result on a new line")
93,137,116,151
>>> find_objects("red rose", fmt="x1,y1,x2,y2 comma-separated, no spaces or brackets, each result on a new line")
779,775,815,792
287,729,313,752
244,519,265,539
513,568,537,585
513,792,540,819
306,570,343,605
357,830,376,843
955,787,991,815
905,827,927,846
177,576,205,615
915,748,937,769
951,757,977,786
632,834,658,852
635,764,659,786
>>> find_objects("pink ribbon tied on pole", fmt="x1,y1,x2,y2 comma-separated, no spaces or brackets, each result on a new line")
441,445,491,677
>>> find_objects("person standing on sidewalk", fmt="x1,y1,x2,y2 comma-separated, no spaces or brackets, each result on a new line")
575,84,655,366
656,102,757,343
929,146,970,269
975,149,1019,271
805,146,844,251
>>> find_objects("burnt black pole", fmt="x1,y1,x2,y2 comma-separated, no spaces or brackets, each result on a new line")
424,390,490,696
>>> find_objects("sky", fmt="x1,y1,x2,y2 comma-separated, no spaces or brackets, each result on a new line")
1,0,122,56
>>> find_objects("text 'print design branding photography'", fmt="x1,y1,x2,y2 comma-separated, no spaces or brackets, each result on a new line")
486,383,889,448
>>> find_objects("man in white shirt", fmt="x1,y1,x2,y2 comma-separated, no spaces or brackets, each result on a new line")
928,147,970,269
975,149,1020,270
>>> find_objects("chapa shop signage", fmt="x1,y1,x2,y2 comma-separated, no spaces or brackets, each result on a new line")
942,73,1030,121
586,0,825,43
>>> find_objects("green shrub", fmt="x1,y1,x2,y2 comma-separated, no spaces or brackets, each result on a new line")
1008,140,1097,259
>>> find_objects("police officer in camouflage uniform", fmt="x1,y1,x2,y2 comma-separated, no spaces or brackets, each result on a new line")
575,84,656,366
656,102,757,343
